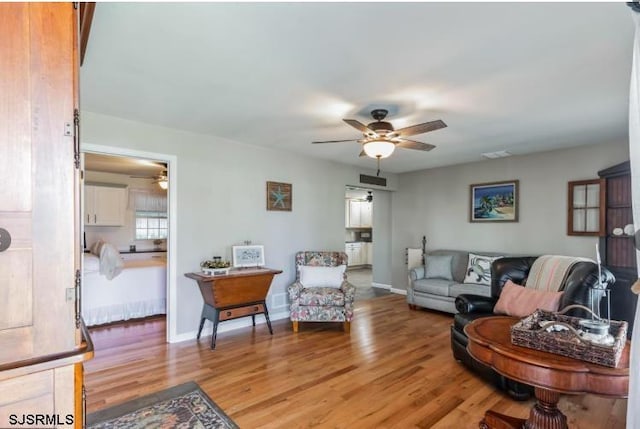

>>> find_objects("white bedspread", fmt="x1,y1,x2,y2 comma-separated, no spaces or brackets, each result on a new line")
82,255,166,326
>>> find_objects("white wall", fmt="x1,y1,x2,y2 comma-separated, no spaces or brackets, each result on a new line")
372,190,392,286
84,170,167,252
391,140,630,290
82,111,397,336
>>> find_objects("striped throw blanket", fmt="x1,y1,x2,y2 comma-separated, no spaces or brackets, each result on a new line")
525,255,592,292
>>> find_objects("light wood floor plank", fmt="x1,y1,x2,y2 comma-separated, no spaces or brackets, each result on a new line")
85,295,627,428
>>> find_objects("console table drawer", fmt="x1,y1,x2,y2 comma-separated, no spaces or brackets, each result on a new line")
219,304,265,321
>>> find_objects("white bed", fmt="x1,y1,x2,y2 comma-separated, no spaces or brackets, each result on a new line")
82,254,167,326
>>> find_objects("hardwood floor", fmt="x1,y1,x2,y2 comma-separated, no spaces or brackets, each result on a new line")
85,295,627,428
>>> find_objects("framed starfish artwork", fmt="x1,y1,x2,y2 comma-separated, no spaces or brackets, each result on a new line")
266,181,292,211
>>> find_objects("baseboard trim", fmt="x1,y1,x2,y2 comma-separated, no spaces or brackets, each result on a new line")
171,310,290,343
371,282,406,296
371,282,391,290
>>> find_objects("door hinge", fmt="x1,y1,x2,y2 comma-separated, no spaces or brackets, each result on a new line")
73,109,81,169
74,269,81,328
82,385,87,425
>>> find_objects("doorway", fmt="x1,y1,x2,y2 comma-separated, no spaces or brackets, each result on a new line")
82,143,178,343
345,186,386,300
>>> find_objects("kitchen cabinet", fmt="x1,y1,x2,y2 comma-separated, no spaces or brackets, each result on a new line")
347,201,372,228
345,242,374,266
0,4,93,427
345,242,363,266
85,184,127,226
360,202,372,227
348,201,361,227
345,200,350,227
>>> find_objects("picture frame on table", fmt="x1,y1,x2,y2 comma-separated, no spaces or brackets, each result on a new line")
470,180,519,222
232,245,265,268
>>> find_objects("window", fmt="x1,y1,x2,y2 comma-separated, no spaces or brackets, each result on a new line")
567,179,605,236
135,210,167,240
129,188,167,240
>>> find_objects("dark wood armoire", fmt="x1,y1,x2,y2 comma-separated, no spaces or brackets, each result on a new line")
598,161,638,337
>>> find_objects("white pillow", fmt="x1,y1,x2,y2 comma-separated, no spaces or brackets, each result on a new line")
299,265,346,288
463,253,503,286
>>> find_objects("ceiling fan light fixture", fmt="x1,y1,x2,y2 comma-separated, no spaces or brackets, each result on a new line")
157,178,168,190
363,139,395,159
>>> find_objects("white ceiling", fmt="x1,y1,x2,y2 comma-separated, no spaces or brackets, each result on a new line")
84,153,165,177
81,2,634,174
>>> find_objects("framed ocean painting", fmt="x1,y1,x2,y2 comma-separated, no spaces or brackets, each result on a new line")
470,180,519,222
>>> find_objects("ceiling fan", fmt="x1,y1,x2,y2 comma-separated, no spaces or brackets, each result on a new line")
312,109,447,175
130,169,169,190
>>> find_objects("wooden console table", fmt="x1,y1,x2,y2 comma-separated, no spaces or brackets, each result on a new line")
185,268,282,349
465,316,629,429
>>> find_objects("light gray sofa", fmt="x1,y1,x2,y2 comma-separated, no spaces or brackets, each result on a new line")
407,249,504,314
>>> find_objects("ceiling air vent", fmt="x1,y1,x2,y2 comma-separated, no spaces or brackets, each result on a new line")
360,174,387,187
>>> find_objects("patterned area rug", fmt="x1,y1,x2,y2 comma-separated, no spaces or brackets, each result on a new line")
87,382,239,429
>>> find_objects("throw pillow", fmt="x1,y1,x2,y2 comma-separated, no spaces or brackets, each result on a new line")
89,239,104,256
424,255,453,280
463,253,502,286
299,265,346,288
494,280,563,318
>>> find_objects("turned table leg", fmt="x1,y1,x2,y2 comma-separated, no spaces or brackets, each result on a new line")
525,388,567,429
479,387,567,429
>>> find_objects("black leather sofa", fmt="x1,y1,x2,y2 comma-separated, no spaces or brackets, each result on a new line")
450,256,615,400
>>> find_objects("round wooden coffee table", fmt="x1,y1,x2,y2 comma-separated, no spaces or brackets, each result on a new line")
465,316,629,429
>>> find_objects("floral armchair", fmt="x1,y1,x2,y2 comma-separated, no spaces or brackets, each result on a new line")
288,251,356,333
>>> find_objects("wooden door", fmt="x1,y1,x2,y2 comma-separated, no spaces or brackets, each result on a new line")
0,3,78,364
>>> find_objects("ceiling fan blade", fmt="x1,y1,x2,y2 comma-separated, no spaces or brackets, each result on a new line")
312,139,360,144
393,120,447,137
343,119,379,138
395,139,436,151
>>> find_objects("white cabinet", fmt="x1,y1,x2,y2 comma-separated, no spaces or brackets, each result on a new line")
345,200,350,227
348,201,361,227
347,201,372,228
345,243,355,266
345,242,364,266
85,185,127,226
360,202,372,227
366,242,373,265
346,242,369,266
